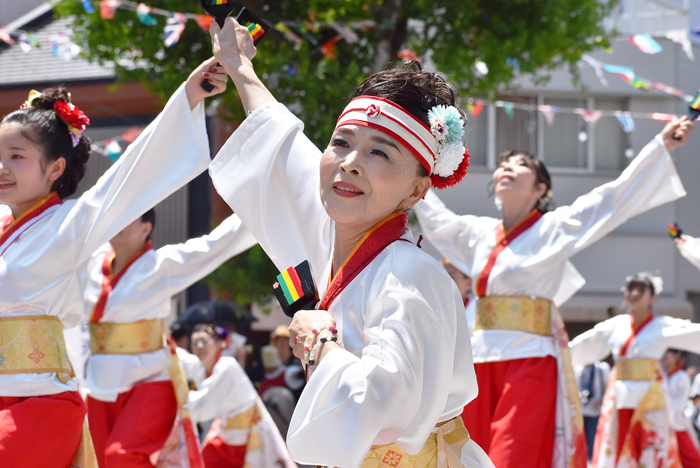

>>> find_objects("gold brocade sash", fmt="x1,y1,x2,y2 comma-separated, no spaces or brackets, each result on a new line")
615,358,660,381
0,316,73,382
362,417,470,468
89,319,164,354
224,403,261,430
475,296,552,336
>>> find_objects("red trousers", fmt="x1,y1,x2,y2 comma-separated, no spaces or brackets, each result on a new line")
202,436,247,468
461,356,557,468
676,431,700,468
88,381,177,468
0,391,86,468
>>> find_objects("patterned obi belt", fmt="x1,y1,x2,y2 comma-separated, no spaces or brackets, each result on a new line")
90,319,164,354
475,295,552,336
363,417,470,468
0,315,73,383
615,359,661,381
224,402,260,430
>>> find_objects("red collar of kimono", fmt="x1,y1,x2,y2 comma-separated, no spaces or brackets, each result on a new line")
474,209,543,298
668,364,684,377
619,313,654,357
319,210,408,311
0,192,61,257
90,240,153,322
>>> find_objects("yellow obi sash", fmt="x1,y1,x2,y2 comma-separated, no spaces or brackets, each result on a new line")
362,417,470,468
89,319,164,354
224,403,261,430
475,295,552,336
615,359,660,381
0,316,73,383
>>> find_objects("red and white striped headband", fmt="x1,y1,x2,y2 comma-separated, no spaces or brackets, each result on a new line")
335,96,470,189
336,96,438,174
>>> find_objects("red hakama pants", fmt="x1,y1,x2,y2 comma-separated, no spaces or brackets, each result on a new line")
675,431,700,468
461,356,557,468
88,381,177,468
0,391,86,468
202,436,247,468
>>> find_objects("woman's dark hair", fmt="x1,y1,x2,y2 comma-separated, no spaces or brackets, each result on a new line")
491,149,554,213
1,87,91,199
348,61,466,178
626,274,656,297
141,208,156,240
192,323,229,342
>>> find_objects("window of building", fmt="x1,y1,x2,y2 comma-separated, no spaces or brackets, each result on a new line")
594,98,627,171
542,98,588,169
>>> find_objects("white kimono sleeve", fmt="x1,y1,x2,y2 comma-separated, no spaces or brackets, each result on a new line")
286,265,461,467
658,318,700,355
569,318,618,367
415,189,493,277
152,214,257,296
187,359,256,423
680,238,700,270
64,84,211,266
546,135,686,257
209,103,332,278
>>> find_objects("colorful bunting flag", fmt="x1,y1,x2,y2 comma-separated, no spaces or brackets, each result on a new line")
82,0,95,14
575,109,603,126
47,33,80,60
665,29,694,61
650,113,677,122
275,22,302,45
539,105,558,126
629,34,662,54
136,3,157,26
320,36,340,60
581,55,608,86
164,12,187,47
194,15,213,33
602,64,635,83
330,22,359,44
121,127,143,143
397,49,420,63
614,112,635,133
100,0,122,20
17,33,39,53
631,76,650,90
0,28,15,46
503,102,514,118
104,139,123,161
468,100,484,117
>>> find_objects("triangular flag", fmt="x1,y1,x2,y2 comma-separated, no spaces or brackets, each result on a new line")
82,0,95,14
164,13,187,47
194,15,213,33
100,0,121,20
105,139,122,161
614,112,635,133
665,29,694,61
397,49,420,63
629,34,662,54
121,127,143,143
631,77,650,90
470,100,483,117
330,22,359,44
539,105,558,126
650,113,677,122
649,82,688,100
581,55,608,86
503,102,514,118
136,3,157,26
575,109,603,126
275,22,302,45
602,64,635,83
18,34,31,53
320,36,340,60
0,28,15,46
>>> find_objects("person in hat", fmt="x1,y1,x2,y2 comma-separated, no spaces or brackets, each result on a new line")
570,272,700,467
206,18,493,468
258,328,304,399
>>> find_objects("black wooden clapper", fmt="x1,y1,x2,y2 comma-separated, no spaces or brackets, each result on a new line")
199,0,271,92
272,260,318,318
673,89,700,140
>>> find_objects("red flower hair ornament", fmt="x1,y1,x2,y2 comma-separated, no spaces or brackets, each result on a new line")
21,90,90,147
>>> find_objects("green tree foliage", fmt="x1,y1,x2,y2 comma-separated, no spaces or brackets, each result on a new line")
56,0,615,305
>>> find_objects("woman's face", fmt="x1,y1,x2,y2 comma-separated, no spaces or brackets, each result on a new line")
0,123,65,215
319,125,431,231
191,331,221,366
110,218,152,253
624,281,656,310
492,154,545,209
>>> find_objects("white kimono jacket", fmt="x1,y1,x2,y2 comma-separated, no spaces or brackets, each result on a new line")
82,214,257,402
680,238,700,269
0,84,210,397
416,135,685,364
667,369,692,432
570,314,700,410
209,103,493,468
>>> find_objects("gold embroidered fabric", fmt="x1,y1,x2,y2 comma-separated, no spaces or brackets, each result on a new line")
0,316,73,382
475,296,552,336
362,417,470,468
615,359,660,381
90,319,164,354
224,403,260,430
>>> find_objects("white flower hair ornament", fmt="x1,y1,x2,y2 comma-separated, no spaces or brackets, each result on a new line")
427,105,469,188
623,271,664,296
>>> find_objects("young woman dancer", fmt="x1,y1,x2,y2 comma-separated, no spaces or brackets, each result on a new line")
83,209,257,467
662,349,700,467
415,117,694,467
0,57,226,467
206,18,494,468
186,325,294,468
569,273,700,467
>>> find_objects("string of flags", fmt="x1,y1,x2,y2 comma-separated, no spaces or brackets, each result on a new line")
465,97,680,134
90,126,144,161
